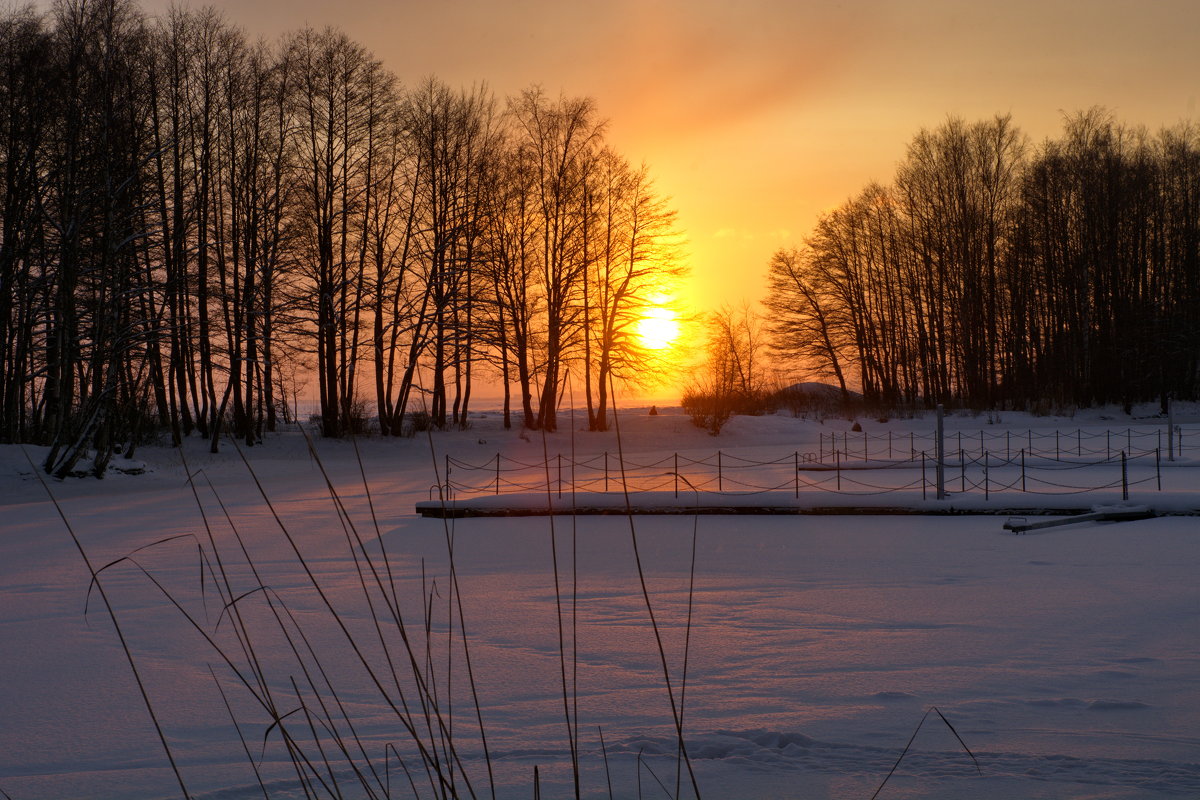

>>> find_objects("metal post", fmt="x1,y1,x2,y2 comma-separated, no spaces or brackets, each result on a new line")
1006,430,1011,460
864,430,869,461
674,453,678,498
984,451,989,501
1122,451,1128,501
1021,448,1026,492
557,453,562,498
1156,447,1161,491
960,449,965,493
1107,430,1111,460
1168,395,1175,462
836,448,841,491
936,404,946,500
718,450,723,492
1056,430,1060,460
1077,428,1081,457
496,454,501,495
888,430,893,459
921,451,927,499
605,451,609,492
794,451,799,498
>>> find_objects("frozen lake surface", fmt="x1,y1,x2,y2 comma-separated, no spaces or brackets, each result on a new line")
1,407,1198,799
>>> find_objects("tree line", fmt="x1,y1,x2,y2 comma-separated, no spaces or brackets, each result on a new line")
0,0,682,476
766,110,1200,412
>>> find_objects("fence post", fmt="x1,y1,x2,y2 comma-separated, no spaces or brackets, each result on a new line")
1168,395,1175,462
1056,430,1060,460
1021,448,1026,492
819,432,824,463
674,452,679,498
1077,428,1082,457
888,430,893,459
980,430,984,455
557,453,562,498
960,449,966,493
445,454,450,495
1106,430,1110,460
984,450,989,501
836,448,841,491
1006,430,1011,460
496,454,501,495
1122,451,1128,501
605,451,609,492
794,451,799,498
910,431,915,458
718,450,723,492
864,430,869,461
1156,447,1161,491
1028,428,1033,455
936,404,946,500
922,450,927,500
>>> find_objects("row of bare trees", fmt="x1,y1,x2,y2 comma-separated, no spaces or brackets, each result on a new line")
767,110,1200,410
0,0,681,475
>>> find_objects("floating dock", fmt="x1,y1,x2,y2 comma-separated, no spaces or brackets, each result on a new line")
415,491,1194,522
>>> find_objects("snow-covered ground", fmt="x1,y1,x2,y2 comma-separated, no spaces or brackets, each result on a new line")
1,406,1198,799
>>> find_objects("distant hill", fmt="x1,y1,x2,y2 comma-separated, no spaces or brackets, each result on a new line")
770,382,862,414
776,382,862,400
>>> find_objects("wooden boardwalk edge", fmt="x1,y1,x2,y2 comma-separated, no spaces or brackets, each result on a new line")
415,503,1195,520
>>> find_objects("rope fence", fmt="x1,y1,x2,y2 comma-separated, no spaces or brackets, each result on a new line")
816,425,1193,463
443,425,1193,502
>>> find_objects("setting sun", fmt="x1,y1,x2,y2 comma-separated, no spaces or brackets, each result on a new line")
635,302,680,350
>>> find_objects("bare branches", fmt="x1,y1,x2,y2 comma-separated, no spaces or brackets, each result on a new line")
0,3,687,458
772,111,1200,411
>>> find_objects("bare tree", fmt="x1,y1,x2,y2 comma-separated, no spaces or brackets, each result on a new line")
763,246,852,403
507,89,604,431
582,150,682,430
285,27,385,437
0,9,53,443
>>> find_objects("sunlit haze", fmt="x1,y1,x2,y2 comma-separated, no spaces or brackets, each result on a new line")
119,0,1200,318
635,299,681,351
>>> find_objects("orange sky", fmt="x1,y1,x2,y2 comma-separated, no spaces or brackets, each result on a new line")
133,0,1200,315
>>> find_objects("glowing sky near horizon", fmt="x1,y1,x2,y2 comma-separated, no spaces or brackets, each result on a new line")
128,0,1200,316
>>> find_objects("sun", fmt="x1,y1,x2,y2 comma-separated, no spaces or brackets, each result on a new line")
635,301,680,351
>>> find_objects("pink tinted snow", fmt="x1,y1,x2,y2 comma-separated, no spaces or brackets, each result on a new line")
0,406,1198,799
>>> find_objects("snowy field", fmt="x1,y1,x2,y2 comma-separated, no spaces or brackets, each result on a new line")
1,406,1198,799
